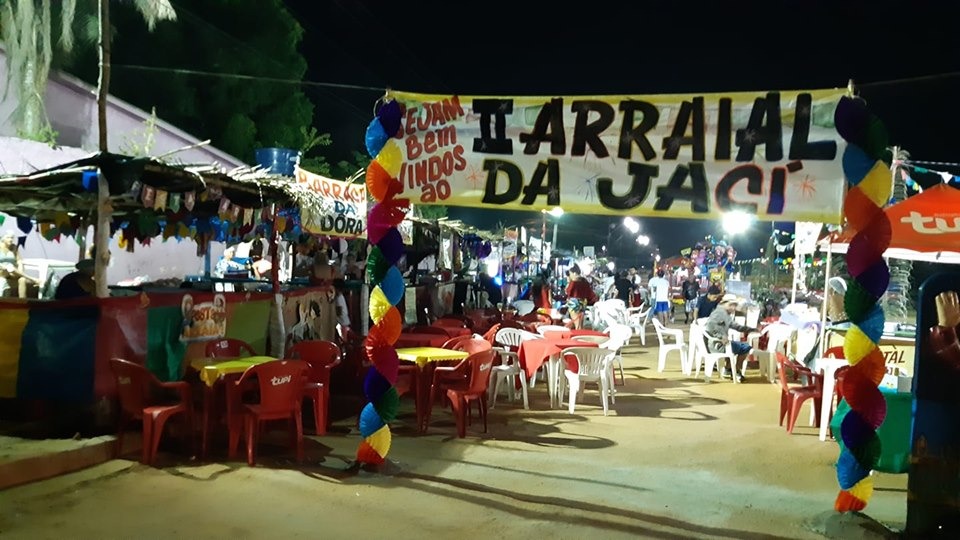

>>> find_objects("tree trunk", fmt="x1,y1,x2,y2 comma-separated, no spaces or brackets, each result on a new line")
21,58,41,137
94,0,111,298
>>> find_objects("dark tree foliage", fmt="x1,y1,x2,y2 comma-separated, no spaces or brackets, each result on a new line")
64,0,315,163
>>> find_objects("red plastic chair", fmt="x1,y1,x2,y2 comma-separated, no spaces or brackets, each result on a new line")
776,353,823,434
109,358,193,465
205,338,257,358
824,346,845,359
426,349,496,438
442,335,475,350
228,360,308,466
286,340,341,435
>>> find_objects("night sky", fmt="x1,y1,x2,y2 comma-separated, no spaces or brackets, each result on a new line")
283,0,960,263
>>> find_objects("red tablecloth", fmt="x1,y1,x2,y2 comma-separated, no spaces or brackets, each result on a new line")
518,338,599,379
542,329,608,340
395,333,448,348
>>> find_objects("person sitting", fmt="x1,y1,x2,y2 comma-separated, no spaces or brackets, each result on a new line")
214,246,248,278
1,232,34,298
704,295,756,382
55,258,96,300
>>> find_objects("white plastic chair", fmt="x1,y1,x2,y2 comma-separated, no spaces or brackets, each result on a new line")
752,323,796,357
495,327,542,390
512,299,535,316
489,344,529,410
602,324,633,385
536,325,569,336
628,306,651,346
561,347,615,415
652,318,687,373
690,319,746,382
594,299,630,332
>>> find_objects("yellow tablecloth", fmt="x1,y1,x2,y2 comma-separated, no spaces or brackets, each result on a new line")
395,347,468,367
189,356,277,387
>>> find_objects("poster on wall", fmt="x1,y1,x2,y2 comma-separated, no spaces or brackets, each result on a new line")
180,294,227,342
295,167,367,238
390,89,846,223
282,289,338,351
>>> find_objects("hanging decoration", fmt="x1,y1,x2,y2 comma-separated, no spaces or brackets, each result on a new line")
832,94,892,512
358,97,406,466
459,233,492,260
680,237,737,277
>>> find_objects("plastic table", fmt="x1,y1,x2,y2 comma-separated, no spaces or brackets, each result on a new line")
830,388,912,473
188,355,276,458
396,347,469,431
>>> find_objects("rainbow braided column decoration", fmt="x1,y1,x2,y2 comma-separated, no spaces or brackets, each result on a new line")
833,96,893,512
356,99,409,466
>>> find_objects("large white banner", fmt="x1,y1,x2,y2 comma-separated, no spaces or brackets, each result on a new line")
389,89,847,223
295,167,366,238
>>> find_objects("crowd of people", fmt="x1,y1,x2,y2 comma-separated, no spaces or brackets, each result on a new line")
525,263,759,381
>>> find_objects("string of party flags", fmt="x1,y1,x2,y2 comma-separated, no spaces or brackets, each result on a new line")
356,98,410,466
895,160,960,193
832,96,893,512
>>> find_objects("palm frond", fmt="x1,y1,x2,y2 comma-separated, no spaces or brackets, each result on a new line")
128,0,177,31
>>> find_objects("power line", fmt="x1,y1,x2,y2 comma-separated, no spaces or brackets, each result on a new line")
111,63,385,93
857,70,960,89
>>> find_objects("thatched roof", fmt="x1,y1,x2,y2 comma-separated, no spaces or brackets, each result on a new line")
0,152,327,222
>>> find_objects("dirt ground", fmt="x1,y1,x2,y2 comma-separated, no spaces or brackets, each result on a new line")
0,336,907,539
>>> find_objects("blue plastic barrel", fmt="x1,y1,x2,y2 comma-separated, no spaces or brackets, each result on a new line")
254,148,301,176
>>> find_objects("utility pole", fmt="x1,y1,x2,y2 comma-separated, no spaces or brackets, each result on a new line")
94,0,112,298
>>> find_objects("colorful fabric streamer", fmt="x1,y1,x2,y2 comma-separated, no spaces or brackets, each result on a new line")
832,96,891,512
357,97,408,466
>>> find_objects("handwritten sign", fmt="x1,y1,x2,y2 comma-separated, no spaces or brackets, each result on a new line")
390,89,846,223
296,167,367,238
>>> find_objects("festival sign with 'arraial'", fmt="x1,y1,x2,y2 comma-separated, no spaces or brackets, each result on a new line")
391,89,847,223
296,167,367,237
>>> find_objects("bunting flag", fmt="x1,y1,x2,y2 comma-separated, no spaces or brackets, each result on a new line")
832,96,892,512
356,98,407,465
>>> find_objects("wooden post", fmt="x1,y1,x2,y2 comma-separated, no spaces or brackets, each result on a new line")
94,0,112,298
269,206,281,294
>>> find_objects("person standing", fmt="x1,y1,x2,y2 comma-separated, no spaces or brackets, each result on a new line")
648,270,671,325
309,250,339,342
614,271,633,306
682,274,701,324
565,266,598,329
696,278,724,319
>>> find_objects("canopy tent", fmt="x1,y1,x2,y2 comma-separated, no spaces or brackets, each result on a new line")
818,183,960,264
816,183,960,355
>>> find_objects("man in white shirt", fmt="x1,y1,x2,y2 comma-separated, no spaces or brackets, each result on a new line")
648,270,671,325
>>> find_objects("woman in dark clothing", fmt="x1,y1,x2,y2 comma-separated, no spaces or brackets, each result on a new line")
565,266,598,329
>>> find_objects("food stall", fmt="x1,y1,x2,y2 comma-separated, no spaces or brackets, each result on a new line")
0,154,366,422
